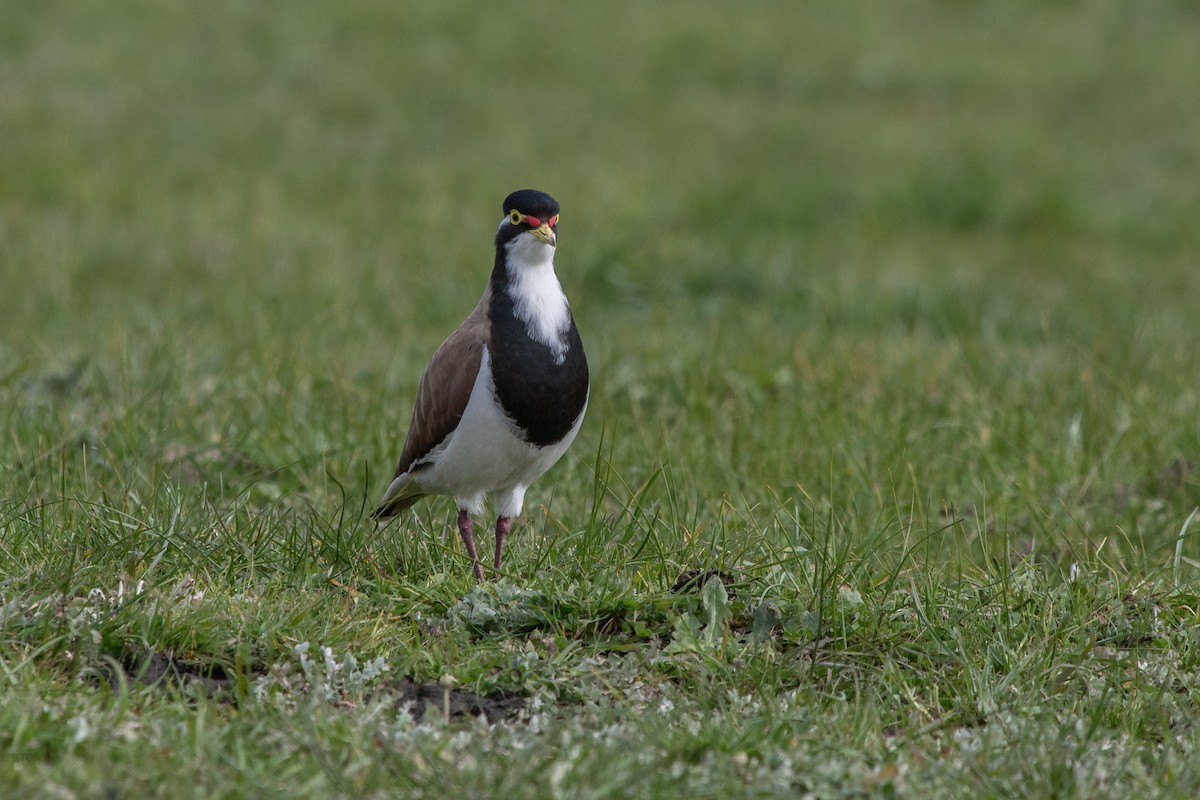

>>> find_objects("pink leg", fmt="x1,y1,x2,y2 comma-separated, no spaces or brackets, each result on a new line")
493,516,511,575
457,509,485,582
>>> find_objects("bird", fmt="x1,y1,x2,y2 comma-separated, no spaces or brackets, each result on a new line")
373,189,589,582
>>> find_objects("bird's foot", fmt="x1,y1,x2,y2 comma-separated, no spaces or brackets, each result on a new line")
492,516,511,579
457,509,486,583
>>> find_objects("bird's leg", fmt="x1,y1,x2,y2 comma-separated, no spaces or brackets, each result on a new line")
457,509,485,582
492,516,511,576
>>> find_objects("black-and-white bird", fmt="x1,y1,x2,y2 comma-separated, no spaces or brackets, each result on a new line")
373,189,589,581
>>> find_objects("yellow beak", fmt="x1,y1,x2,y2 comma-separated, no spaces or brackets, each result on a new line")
531,222,557,246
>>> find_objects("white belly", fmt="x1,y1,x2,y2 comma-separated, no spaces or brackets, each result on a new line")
411,346,586,517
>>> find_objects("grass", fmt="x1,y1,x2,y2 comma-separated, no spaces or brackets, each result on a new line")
3,0,1200,797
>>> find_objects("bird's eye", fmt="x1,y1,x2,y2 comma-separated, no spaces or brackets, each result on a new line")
548,214,559,227
509,209,525,226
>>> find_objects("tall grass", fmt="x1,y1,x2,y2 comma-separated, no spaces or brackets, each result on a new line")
2,1,1199,797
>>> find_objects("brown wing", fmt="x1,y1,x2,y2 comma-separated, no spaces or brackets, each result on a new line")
384,288,491,490
373,292,492,522
394,320,488,476
373,311,490,520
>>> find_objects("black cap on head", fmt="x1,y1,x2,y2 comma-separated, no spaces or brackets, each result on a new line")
496,189,561,247
503,189,559,220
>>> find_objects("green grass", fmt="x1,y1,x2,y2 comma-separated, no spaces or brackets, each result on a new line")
3,1,1200,797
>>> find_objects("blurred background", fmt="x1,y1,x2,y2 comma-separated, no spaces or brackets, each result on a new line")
2,1,1198,550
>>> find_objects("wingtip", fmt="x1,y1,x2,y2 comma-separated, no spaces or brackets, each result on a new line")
370,493,423,523
370,501,400,523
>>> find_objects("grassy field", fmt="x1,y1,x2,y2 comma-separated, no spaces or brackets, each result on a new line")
3,1,1200,797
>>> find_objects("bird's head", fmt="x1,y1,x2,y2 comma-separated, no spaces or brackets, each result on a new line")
497,189,560,250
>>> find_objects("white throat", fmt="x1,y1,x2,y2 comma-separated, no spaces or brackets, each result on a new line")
503,234,571,363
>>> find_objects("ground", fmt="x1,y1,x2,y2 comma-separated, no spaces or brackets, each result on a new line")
2,2,1199,798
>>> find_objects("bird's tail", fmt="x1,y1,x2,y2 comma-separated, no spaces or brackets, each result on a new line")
372,476,425,522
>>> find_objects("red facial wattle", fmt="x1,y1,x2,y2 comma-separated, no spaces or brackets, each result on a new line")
509,210,559,228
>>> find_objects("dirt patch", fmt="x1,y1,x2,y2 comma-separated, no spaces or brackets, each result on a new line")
671,569,736,595
91,652,238,700
100,652,526,721
394,678,524,721
138,652,236,697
